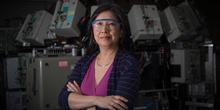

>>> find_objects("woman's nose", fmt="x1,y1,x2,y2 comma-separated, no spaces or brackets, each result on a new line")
100,24,110,32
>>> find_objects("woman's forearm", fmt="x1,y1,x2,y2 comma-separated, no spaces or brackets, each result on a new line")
68,93,97,109
69,94,128,110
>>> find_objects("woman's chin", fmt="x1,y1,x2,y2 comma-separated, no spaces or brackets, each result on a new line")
99,43,114,48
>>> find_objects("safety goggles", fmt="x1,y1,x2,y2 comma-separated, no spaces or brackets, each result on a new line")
92,19,120,31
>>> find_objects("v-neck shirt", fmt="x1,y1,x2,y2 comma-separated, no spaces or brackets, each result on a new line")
80,57,113,96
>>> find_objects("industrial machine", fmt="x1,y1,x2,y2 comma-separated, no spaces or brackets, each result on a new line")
6,57,27,89
160,1,201,42
26,56,81,110
128,5,163,41
16,10,52,46
49,0,86,37
5,55,32,110
170,49,201,83
6,91,26,110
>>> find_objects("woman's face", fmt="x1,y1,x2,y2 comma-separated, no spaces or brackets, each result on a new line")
92,10,121,48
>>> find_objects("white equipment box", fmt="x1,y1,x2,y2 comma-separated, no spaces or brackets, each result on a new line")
161,1,200,42
90,5,98,16
50,0,86,37
170,49,201,83
26,56,81,110
16,10,52,45
128,5,163,41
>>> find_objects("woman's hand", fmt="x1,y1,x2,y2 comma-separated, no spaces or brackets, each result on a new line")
66,81,82,95
95,95,128,110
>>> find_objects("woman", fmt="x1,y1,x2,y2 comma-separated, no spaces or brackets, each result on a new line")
58,3,140,110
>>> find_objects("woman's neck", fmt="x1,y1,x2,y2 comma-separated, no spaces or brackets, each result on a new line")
96,47,118,66
98,47,117,59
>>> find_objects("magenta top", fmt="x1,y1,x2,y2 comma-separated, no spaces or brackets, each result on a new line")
80,57,113,96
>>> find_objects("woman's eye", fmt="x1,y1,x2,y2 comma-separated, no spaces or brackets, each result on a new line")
96,22,103,26
108,22,116,26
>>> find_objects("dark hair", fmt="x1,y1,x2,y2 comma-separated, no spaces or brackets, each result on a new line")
86,3,132,54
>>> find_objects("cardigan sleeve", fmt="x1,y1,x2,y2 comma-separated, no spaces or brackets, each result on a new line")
115,55,140,110
58,57,84,109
